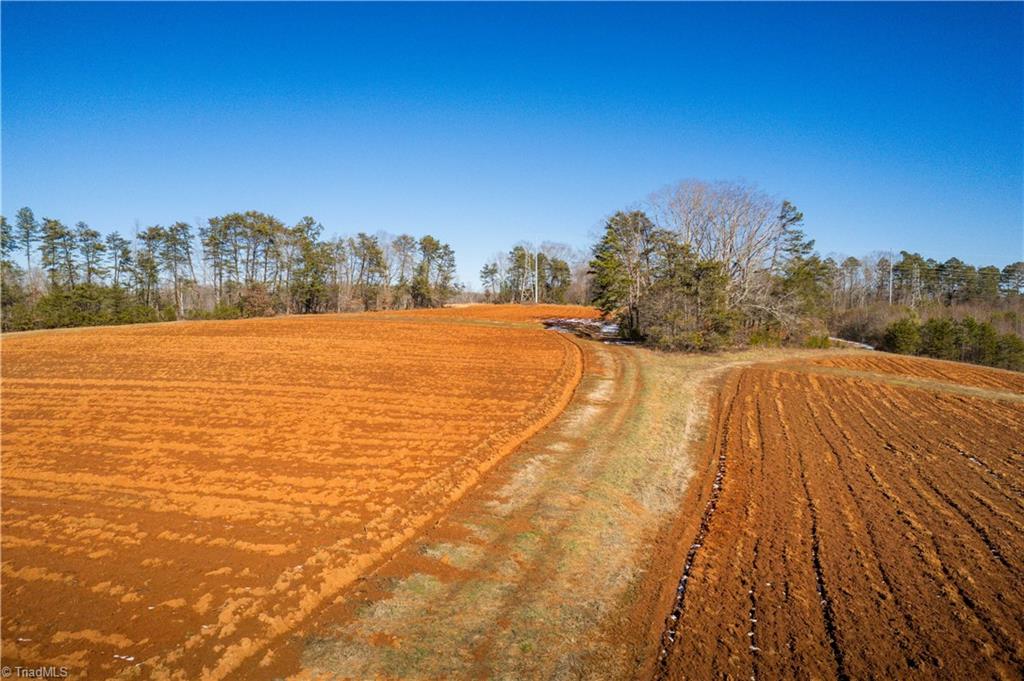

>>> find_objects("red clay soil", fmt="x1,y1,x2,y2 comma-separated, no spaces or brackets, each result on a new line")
401,302,603,323
0,309,586,680
813,352,1024,393
651,354,1024,680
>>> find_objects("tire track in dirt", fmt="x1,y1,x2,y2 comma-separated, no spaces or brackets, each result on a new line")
654,374,741,677
795,451,849,681
276,340,642,679
772,375,849,681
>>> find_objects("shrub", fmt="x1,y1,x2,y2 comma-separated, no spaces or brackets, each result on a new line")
2,302,40,331
957,317,999,366
189,303,242,320
748,327,783,347
785,317,829,347
919,318,959,360
882,318,921,355
239,283,275,318
804,335,831,349
995,334,1024,371
118,305,158,325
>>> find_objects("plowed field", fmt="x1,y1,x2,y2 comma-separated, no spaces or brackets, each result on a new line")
0,309,584,679
655,353,1024,680
814,352,1024,393
413,303,601,323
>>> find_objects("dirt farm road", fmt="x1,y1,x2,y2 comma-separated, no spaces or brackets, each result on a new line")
255,337,788,679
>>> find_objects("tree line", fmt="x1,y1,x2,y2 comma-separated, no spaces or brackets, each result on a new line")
881,316,1024,371
0,207,460,331
479,242,589,305
583,179,1024,370
5,191,1021,374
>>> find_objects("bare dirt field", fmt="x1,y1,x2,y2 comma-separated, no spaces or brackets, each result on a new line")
5,311,1021,681
0,307,585,679
409,303,601,324
813,352,1024,393
653,353,1024,680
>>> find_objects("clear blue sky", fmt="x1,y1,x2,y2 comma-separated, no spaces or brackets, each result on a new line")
2,2,1022,286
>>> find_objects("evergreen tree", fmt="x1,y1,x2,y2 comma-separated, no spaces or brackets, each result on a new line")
589,211,654,337
999,262,1024,295
0,215,15,262
541,256,572,303
105,232,133,288
480,262,499,301
15,207,39,271
919,318,959,360
882,318,922,355
778,226,831,323
411,235,458,308
76,222,108,285
160,222,196,317
136,226,164,309
39,218,76,287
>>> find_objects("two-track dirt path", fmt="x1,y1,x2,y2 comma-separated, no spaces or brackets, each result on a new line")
254,338,794,679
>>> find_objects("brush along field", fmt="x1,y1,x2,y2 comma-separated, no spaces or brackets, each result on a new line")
654,353,1024,680
0,306,588,679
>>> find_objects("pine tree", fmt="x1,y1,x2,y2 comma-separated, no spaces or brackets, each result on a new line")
76,222,108,285
15,207,40,271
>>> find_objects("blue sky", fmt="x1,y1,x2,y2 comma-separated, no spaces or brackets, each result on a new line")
2,2,1022,285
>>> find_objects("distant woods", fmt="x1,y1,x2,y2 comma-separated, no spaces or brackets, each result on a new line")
585,179,1024,371
0,209,460,331
479,243,589,305
5,192,1022,374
